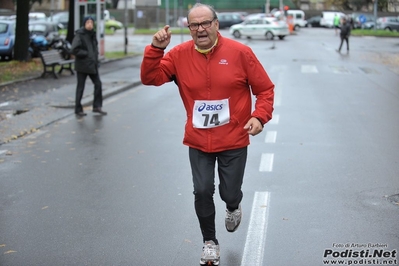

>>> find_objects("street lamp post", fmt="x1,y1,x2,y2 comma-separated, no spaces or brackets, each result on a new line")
373,0,378,31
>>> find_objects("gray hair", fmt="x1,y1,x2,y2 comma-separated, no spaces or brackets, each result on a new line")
187,3,218,23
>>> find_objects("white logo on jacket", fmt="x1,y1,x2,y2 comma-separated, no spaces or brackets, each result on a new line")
219,59,228,65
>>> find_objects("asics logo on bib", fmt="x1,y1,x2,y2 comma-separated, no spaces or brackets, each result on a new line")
198,103,224,112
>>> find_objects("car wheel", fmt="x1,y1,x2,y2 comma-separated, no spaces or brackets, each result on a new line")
294,25,300,31
233,30,241,38
384,27,391,31
307,23,312,28
6,50,13,61
26,51,32,61
110,26,116,33
278,35,285,40
265,31,274,40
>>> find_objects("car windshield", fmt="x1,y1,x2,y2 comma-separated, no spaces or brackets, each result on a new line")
244,19,260,25
0,23,8,34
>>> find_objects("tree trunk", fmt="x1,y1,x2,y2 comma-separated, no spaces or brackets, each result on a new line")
66,0,75,44
112,0,119,9
14,0,30,62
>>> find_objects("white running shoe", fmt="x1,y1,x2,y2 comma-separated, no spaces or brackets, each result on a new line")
225,204,242,232
200,240,220,265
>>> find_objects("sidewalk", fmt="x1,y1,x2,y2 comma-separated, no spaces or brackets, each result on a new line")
0,56,144,145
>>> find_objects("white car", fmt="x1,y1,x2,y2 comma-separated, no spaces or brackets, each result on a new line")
272,10,307,31
229,17,289,40
320,11,346,28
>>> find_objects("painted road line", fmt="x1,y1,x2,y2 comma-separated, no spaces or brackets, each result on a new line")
329,65,350,74
241,191,271,266
273,70,284,107
259,153,274,172
274,88,282,107
269,114,279,125
265,131,277,143
301,65,318,73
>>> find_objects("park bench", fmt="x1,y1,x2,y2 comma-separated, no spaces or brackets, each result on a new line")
39,50,75,79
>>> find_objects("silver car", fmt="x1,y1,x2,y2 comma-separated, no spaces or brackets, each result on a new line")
376,16,399,31
229,17,289,40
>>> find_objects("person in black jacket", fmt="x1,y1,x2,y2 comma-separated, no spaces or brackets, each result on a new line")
71,16,107,116
337,17,351,53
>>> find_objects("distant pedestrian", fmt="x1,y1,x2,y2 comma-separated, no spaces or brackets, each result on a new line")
71,16,107,116
348,16,354,29
333,13,341,35
336,17,351,53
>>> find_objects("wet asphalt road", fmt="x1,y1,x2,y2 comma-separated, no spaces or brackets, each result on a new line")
0,28,398,265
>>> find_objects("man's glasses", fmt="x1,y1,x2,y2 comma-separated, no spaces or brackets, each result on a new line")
188,18,216,31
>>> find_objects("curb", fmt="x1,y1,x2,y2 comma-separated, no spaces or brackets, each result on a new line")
51,80,143,109
0,55,137,89
0,79,142,145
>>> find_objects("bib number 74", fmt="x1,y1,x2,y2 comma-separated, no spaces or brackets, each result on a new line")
192,99,230,129
202,114,220,127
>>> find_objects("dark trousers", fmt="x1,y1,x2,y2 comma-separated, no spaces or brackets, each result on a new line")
189,147,247,242
75,71,103,113
338,35,349,51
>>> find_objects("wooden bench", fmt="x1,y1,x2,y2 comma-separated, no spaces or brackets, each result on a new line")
39,50,75,79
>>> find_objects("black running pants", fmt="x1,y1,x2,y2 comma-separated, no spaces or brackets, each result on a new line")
75,71,103,113
189,147,247,241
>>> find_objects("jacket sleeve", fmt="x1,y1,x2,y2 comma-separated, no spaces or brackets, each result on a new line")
71,34,88,59
245,49,275,125
140,45,176,86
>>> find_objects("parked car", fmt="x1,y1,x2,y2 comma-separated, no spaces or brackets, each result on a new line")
350,13,375,29
0,15,12,20
47,11,122,31
361,21,375,29
177,16,188,27
376,16,399,31
48,11,69,28
305,15,322,27
0,19,15,60
105,18,123,32
29,12,47,21
9,12,47,21
217,12,245,29
29,21,62,41
229,17,289,40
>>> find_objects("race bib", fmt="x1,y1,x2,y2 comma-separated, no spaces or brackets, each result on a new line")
192,99,230,129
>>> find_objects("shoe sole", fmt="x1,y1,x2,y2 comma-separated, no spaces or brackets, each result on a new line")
226,219,241,232
200,260,220,265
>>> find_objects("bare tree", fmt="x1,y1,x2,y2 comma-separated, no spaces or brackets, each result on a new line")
111,0,119,9
66,0,75,44
13,0,43,62
378,0,389,10
13,0,30,61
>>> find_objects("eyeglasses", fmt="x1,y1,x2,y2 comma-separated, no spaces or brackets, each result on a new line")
188,18,216,31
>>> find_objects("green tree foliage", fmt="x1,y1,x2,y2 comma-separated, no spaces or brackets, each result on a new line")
323,0,351,10
377,0,389,11
316,0,388,11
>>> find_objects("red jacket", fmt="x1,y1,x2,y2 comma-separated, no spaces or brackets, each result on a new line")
140,34,274,153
